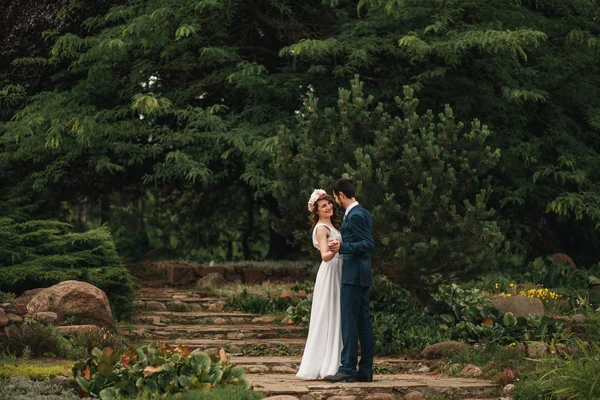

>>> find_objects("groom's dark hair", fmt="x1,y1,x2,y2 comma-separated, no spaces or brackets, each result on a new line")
333,178,356,198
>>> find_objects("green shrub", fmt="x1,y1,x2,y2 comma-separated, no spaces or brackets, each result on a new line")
66,327,130,360
286,295,312,325
73,343,249,398
5,319,69,358
0,363,71,381
226,289,294,314
0,218,135,320
0,292,15,303
168,386,262,400
0,377,78,400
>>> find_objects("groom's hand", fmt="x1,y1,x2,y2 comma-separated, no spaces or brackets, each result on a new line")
328,240,340,253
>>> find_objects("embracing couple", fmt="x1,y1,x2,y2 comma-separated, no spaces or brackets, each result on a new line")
296,178,375,383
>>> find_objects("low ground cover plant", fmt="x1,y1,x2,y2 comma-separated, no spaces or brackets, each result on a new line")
73,343,249,398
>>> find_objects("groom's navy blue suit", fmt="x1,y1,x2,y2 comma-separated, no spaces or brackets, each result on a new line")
338,204,375,377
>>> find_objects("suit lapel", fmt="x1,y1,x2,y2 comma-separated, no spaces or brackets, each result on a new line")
341,205,360,235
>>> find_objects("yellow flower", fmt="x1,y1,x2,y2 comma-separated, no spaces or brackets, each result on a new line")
510,283,515,287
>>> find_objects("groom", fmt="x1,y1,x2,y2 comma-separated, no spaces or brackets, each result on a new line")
325,178,375,383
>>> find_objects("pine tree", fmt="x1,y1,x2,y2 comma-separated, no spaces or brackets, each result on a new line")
273,77,504,289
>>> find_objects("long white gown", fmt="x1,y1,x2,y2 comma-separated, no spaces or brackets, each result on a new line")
296,223,343,380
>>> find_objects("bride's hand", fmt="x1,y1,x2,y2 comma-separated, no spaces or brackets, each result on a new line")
328,239,340,253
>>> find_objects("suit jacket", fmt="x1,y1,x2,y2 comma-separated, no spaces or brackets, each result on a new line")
339,205,374,287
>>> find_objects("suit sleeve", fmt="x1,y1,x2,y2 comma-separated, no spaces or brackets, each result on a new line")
339,211,374,255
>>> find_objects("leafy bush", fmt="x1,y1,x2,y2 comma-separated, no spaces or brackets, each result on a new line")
73,343,249,398
0,219,135,320
0,377,78,400
286,295,312,325
5,319,69,358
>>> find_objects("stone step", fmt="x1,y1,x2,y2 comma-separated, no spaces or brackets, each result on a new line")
133,311,277,325
248,373,499,398
230,356,438,374
126,324,306,340
136,297,226,304
145,338,308,355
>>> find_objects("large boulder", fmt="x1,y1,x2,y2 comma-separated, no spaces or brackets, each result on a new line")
27,280,115,329
552,253,576,268
196,273,227,288
421,341,468,359
490,296,544,318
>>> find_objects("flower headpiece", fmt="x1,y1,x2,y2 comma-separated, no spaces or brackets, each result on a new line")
307,189,328,212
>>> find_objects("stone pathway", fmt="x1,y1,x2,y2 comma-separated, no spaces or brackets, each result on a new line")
129,285,501,399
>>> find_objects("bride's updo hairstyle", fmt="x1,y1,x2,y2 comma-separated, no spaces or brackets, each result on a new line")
309,193,340,230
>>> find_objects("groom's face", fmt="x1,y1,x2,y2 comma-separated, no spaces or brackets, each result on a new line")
333,191,342,206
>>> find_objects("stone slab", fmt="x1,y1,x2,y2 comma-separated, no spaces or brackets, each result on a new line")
248,374,497,396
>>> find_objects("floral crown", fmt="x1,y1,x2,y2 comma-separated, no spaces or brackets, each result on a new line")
307,189,328,212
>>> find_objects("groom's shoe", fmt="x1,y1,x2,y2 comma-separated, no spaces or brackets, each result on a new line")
356,373,373,382
323,372,356,382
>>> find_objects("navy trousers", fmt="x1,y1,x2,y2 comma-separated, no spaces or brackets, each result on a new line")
338,283,375,376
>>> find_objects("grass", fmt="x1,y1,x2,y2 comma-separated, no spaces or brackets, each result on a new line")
0,377,78,400
0,357,72,381
240,343,293,357
211,281,302,298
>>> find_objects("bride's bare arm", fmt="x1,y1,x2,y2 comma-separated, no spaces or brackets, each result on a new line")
316,226,337,262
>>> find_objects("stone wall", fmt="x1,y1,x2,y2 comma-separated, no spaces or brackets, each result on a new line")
167,263,314,286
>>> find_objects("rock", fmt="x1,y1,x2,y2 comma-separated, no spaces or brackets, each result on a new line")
200,266,227,277
27,281,114,329
499,367,516,385
572,314,586,324
213,317,227,324
226,272,243,283
365,394,395,400
0,315,8,327
504,383,516,393
403,393,424,400
421,341,468,359
144,301,167,311
490,296,544,318
279,290,293,300
133,300,145,308
14,288,45,305
328,397,356,400
208,303,225,312
263,396,300,400
56,325,101,335
272,365,297,374
243,268,266,284
526,341,549,358
6,313,22,323
300,396,315,400
245,365,270,373
0,303,10,308
460,364,483,377
13,304,27,315
411,363,430,373
33,311,58,324
295,290,308,298
552,253,576,268
168,264,197,286
251,316,275,324
196,273,228,288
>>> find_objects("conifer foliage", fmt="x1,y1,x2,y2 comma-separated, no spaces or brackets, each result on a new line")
0,219,135,319
274,77,504,287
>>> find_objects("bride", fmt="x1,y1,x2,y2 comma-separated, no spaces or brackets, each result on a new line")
296,189,343,380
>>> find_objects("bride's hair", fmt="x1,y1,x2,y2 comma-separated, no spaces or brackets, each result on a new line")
311,194,340,230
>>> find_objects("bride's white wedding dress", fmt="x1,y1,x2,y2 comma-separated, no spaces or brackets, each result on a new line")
296,222,343,380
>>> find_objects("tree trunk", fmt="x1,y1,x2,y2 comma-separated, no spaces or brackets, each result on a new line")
242,185,254,260
78,197,88,232
101,193,111,226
